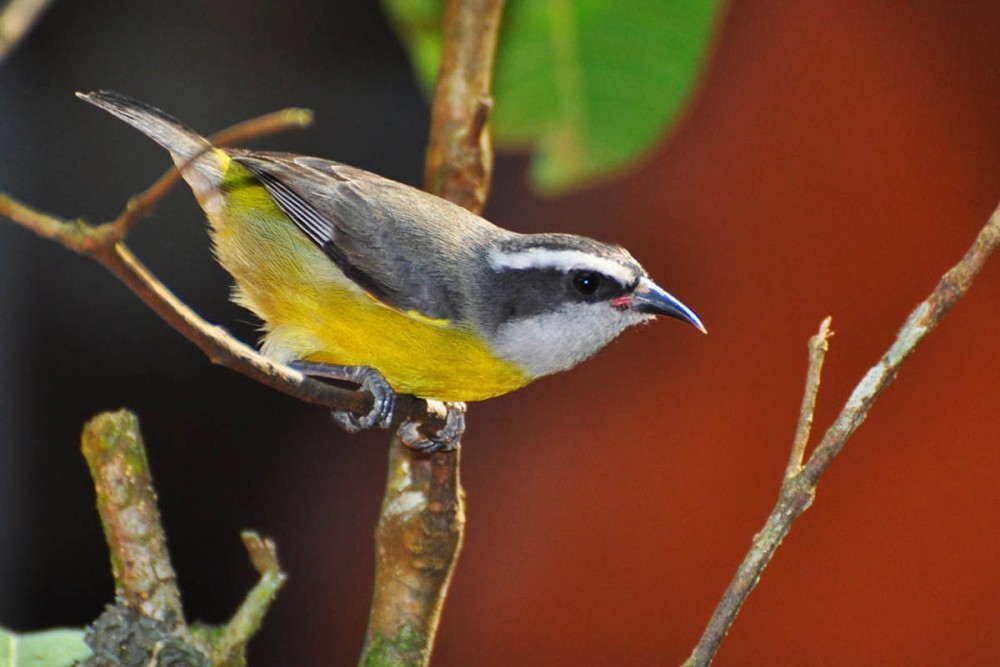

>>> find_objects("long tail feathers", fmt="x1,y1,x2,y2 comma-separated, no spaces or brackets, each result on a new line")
76,90,226,209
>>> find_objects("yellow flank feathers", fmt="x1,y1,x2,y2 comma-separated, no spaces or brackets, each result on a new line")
210,160,530,402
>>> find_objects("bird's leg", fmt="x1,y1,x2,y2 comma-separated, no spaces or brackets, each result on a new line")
289,361,396,432
290,362,465,452
397,402,466,453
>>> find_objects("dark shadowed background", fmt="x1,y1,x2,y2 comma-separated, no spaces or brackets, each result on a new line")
2,1,999,665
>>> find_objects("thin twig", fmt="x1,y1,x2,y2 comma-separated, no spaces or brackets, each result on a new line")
100,243,370,413
785,316,832,478
202,532,288,666
685,203,1000,666
360,1,505,665
0,0,54,62
800,204,1000,484
210,107,314,148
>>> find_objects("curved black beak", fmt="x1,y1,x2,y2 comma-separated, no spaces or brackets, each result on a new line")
632,278,707,333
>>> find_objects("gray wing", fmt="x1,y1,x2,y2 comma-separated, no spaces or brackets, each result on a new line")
233,153,499,322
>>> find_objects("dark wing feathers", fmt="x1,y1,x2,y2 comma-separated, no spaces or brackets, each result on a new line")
244,166,332,247
234,153,498,321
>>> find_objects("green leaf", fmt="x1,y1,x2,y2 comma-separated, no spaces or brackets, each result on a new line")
383,0,725,193
0,627,91,667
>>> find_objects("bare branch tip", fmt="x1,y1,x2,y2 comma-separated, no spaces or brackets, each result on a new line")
811,316,834,349
284,107,314,129
240,531,282,576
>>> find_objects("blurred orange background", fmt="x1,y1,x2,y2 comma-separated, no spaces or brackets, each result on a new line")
1,1,998,665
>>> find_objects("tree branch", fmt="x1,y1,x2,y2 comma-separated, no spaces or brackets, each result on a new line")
360,443,467,666
361,1,505,665
685,203,1000,666
785,317,832,479
80,411,286,665
424,0,504,210
0,0,54,62
201,531,288,666
81,410,185,626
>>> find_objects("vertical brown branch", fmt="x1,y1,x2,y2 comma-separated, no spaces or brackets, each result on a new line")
81,410,185,627
362,1,505,665
424,0,505,212
361,443,466,666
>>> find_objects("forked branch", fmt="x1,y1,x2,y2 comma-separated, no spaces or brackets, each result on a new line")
685,204,1000,666
81,410,286,665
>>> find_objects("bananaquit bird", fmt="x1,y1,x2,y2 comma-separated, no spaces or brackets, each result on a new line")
78,91,705,449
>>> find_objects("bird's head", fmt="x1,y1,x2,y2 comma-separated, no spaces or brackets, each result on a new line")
474,233,705,379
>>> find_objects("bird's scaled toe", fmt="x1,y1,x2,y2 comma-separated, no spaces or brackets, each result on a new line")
332,366,396,432
397,402,466,453
291,361,396,433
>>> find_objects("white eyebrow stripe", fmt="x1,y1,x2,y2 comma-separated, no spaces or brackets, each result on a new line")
487,248,635,284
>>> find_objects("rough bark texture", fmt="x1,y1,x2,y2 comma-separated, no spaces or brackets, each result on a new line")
361,1,505,664
81,411,185,627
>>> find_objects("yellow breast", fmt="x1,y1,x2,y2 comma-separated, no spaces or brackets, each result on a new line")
205,157,531,402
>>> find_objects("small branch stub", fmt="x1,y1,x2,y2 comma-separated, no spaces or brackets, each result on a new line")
785,316,832,478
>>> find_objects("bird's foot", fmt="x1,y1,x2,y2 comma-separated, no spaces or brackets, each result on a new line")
290,361,396,432
290,362,465,451
398,402,466,454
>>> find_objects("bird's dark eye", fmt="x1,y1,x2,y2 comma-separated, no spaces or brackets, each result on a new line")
572,271,601,295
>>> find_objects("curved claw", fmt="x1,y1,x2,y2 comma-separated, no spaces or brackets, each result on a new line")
330,367,396,432
290,361,396,433
397,402,466,453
